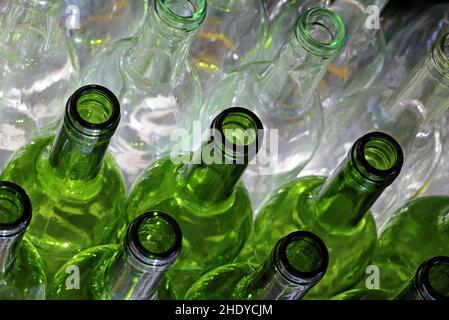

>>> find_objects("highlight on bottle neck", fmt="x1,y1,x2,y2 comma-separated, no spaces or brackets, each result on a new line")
0,181,31,238
154,0,207,32
274,231,329,287
20,0,62,9
126,211,182,269
415,256,449,300
350,132,404,188
430,33,449,83
294,8,345,60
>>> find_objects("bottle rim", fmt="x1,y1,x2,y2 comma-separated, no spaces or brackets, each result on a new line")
0,181,32,238
155,0,207,32
431,33,449,81
416,256,449,300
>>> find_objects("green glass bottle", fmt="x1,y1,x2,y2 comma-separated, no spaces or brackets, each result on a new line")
127,107,264,298
49,211,182,300
186,231,328,300
0,181,46,300
238,132,404,299
333,256,449,300
357,196,449,292
0,85,126,277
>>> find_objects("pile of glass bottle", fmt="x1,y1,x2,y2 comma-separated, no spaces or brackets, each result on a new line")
0,0,448,301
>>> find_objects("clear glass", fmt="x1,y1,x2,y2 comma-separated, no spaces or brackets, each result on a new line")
237,132,403,299
82,0,206,187
200,8,345,209
0,85,127,277
0,0,79,172
61,0,149,69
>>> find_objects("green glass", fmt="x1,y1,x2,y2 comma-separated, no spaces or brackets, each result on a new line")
334,256,449,300
186,231,328,300
0,85,126,277
0,181,46,300
127,107,264,298
238,132,404,299
358,196,449,292
49,211,182,300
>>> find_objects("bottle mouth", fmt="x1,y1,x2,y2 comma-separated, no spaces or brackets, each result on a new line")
66,85,121,139
295,8,346,59
127,211,182,267
275,231,329,285
0,181,32,238
155,0,207,32
210,107,264,163
351,132,404,186
416,256,449,300
431,33,449,80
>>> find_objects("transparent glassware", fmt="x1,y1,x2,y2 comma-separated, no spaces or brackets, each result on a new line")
190,0,267,95
0,85,127,277
0,0,79,172
82,0,206,187
237,132,404,299
0,181,46,300
199,8,345,209
302,32,449,232
61,0,149,69
49,211,181,300
186,231,329,300
127,107,264,298
257,0,387,108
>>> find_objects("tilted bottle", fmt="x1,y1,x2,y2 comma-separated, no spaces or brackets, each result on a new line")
186,231,328,300
127,107,264,298
0,0,79,171
0,181,46,300
62,0,148,69
303,32,449,232
333,256,449,300
238,132,404,299
0,85,127,276
83,0,206,186
49,211,181,300
200,8,345,208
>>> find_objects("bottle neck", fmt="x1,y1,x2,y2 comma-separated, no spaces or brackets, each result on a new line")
0,233,24,275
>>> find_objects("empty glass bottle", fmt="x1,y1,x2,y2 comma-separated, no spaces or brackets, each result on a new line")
238,132,404,299
200,8,345,208
333,256,449,300
49,211,181,300
186,231,328,300
62,0,148,69
0,181,46,300
0,85,126,277
127,107,264,298
83,0,206,186
0,0,79,171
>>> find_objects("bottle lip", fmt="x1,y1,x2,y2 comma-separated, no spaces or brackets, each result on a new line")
66,85,121,139
210,107,264,163
295,8,346,59
126,211,183,267
351,132,404,186
416,256,449,300
431,33,449,81
154,0,207,32
0,181,32,238
275,231,329,285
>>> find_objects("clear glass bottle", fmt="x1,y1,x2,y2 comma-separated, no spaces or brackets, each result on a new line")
49,211,181,300
127,107,264,298
0,0,79,171
1,85,127,277
200,8,345,209
238,132,404,299
186,231,328,300
82,0,206,186
0,181,46,300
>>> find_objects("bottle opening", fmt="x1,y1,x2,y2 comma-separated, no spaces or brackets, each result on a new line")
276,231,329,285
432,33,449,78
155,0,207,31
352,132,404,186
296,8,345,58
128,211,182,266
419,256,449,300
76,89,115,125
0,181,31,237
